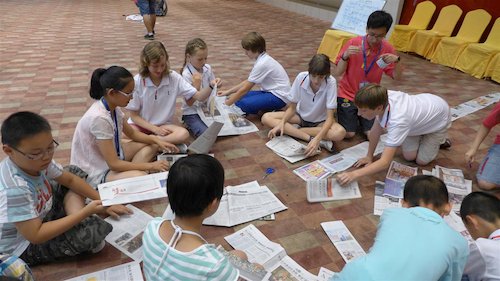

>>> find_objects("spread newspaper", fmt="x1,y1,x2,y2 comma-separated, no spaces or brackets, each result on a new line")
104,205,153,261
266,135,316,163
163,181,287,227
317,267,337,281
433,165,472,213
197,85,258,136
321,220,366,263
450,92,500,121
98,172,168,206
383,161,418,198
65,261,143,281
306,177,361,203
225,224,318,281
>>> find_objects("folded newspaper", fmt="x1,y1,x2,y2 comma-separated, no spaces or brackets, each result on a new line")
163,181,287,227
427,165,472,213
104,205,153,261
373,181,402,216
65,261,143,281
321,220,366,263
383,161,418,198
197,88,258,136
307,177,361,203
266,135,319,163
98,172,168,206
225,224,318,281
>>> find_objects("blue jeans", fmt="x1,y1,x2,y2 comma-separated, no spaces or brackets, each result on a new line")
235,91,286,115
182,114,208,138
477,143,500,185
137,0,155,15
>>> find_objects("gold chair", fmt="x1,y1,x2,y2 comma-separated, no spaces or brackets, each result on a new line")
389,1,436,52
431,9,491,68
407,4,462,58
454,18,500,79
317,30,357,61
484,53,500,83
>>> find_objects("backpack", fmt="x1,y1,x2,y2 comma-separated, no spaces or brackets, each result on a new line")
155,0,167,16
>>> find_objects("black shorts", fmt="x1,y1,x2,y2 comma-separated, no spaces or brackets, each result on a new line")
298,114,324,128
336,97,374,133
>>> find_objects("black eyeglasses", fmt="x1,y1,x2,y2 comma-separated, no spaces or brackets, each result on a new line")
11,140,59,160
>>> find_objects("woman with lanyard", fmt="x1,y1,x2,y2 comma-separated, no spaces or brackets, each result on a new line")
71,66,178,188
334,10,402,139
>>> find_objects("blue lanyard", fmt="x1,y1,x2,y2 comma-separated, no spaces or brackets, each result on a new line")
101,98,122,159
362,36,382,77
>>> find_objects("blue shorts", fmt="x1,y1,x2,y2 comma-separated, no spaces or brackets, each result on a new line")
137,0,155,15
235,91,287,115
476,143,500,185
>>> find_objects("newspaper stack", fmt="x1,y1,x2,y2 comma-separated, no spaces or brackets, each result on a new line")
383,161,418,199
224,224,319,281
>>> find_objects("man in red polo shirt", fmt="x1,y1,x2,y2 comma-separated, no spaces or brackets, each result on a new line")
334,10,403,139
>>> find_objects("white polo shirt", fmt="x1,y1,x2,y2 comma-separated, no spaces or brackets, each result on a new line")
289,71,337,123
181,63,216,115
463,229,500,281
378,90,451,147
126,71,197,125
248,52,291,103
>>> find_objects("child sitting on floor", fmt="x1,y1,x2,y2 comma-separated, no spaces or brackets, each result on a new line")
262,54,346,156
180,38,222,137
460,192,500,281
333,175,469,281
0,112,129,266
218,31,291,115
126,41,216,144
142,154,245,280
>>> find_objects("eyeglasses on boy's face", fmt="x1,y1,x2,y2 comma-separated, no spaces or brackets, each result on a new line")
11,140,59,161
366,32,386,39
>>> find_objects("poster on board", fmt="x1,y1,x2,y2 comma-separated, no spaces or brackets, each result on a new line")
331,0,386,35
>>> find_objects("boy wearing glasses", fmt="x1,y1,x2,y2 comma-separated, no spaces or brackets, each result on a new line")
334,10,402,139
0,111,130,265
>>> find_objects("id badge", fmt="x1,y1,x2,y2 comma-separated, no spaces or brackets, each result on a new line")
359,81,369,89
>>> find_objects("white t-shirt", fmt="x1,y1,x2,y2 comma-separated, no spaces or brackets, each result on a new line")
248,52,291,102
378,90,451,147
181,63,216,115
463,229,500,281
126,72,197,125
289,71,337,123
71,101,125,181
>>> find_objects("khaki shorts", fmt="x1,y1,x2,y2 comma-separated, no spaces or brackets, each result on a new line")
401,124,449,164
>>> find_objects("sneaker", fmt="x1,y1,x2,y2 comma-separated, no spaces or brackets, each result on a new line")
440,138,452,149
176,143,188,154
144,33,154,40
319,140,335,153
90,240,106,254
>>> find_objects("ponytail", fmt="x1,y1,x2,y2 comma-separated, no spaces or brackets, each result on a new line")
89,66,133,100
181,38,208,73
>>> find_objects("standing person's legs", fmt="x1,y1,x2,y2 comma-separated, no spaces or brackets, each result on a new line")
137,0,156,39
337,98,360,138
235,91,286,115
476,144,500,191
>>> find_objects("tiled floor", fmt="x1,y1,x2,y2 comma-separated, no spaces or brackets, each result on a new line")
1,0,499,280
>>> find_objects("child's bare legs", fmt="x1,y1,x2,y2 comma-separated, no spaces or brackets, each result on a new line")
301,122,346,141
157,124,189,144
105,140,156,182
63,191,86,215
262,112,309,141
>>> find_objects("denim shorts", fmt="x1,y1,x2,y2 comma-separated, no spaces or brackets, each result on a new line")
137,0,155,15
477,143,500,185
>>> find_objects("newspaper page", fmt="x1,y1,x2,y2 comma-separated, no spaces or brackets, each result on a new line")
444,211,474,245
198,96,259,136
187,121,223,154
383,161,418,198
373,181,402,216
435,165,472,212
105,205,153,261
98,172,168,206
306,178,361,203
319,153,358,174
217,246,268,281
293,160,331,181
163,182,287,227
65,261,143,281
225,224,286,270
317,267,337,281
263,256,318,281
157,153,187,166
321,221,366,263
451,92,500,121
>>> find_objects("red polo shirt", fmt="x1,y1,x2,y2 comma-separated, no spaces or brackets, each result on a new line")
336,36,396,101
483,102,500,144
